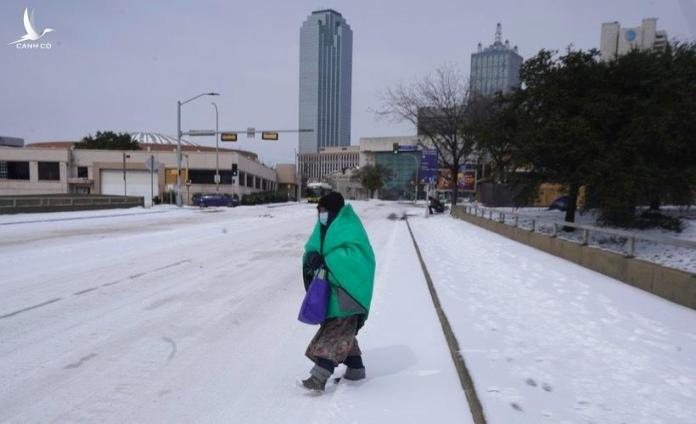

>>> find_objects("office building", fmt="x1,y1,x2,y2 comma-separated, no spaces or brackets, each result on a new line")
298,9,353,153
298,145,359,182
470,23,523,97
600,18,668,61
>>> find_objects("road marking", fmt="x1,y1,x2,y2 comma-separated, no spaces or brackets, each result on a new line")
74,286,100,296
0,298,62,319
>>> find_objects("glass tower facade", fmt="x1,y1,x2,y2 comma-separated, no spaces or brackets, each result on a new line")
470,23,523,97
299,9,353,154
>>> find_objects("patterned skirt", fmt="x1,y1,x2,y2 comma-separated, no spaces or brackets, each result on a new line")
305,315,362,365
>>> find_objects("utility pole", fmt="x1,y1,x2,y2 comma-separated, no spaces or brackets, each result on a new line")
150,154,154,208
122,152,130,198
185,153,190,205
212,102,220,192
176,92,220,207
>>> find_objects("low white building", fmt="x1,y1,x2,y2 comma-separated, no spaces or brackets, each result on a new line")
0,133,278,206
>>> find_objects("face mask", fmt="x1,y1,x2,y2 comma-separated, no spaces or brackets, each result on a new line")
319,212,329,226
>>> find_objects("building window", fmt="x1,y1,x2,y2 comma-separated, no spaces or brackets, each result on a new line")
38,162,60,181
255,177,261,189
262,179,267,191
215,170,234,184
239,171,246,184
188,169,216,184
246,173,254,187
77,166,88,178
188,169,235,185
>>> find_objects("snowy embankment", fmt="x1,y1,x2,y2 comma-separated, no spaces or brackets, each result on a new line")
0,202,473,423
409,210,696,424
484,205,696,273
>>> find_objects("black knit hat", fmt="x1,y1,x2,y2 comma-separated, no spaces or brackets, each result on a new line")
317,191,345,214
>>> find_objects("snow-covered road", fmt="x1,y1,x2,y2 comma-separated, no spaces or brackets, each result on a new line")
0,203,473,423
3,201,695,424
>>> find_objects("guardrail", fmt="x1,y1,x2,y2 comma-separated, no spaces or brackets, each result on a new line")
0,195,143,213
461,205,696,258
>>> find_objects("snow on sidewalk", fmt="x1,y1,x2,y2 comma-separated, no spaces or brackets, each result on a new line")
409,212,696,424
324,213,474,424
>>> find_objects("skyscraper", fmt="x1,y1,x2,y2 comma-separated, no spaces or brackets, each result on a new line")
470,23,523,97
600,18,668,61
298,9,353,154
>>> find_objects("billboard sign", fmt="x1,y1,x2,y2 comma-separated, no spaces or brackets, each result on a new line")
437,168,477,192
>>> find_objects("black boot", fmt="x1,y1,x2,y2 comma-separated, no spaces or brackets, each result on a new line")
301,364,332,392
343,355,366,381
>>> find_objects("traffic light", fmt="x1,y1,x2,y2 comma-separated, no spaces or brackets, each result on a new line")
392,143,399,154
221,132,238,142
261,132,279,141
231,163,238,177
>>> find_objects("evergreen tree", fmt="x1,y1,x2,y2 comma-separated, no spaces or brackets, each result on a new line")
508,49,604,225
75,131,139,150
591,43,696,226
351,164,392,199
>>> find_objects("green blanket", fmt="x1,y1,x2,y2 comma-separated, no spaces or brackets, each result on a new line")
303,204,376,319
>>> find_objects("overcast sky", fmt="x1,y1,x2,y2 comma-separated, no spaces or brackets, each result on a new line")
1,0,694,165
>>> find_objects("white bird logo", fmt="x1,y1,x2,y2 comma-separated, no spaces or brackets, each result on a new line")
8,8,54,45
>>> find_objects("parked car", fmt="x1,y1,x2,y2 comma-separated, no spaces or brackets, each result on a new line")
197,193,239,207
548,195,569,211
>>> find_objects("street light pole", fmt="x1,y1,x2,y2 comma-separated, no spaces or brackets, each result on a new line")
294,148,299,202
123,152,127,199
176,101,182,206
184,153,191,204
211,102,220,192
176,92,219,207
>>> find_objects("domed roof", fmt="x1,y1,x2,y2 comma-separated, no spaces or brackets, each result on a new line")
129,132,198,146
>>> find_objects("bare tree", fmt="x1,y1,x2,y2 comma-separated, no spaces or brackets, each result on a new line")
375,65,477,206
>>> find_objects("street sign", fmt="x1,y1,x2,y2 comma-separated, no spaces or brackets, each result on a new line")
420,149,438,183
144,156,159,173
214,174,221,184
398,145,419,152
187,129,216,136
261,131,279,141
246,127,256,139
220,132,238,142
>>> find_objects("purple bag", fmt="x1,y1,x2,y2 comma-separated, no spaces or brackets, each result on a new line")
298,268,330,325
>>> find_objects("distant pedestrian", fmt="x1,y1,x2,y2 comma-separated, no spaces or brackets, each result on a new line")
428,196,445,214
300,192,376,392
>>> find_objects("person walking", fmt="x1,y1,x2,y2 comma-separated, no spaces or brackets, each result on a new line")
300,192,376,392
